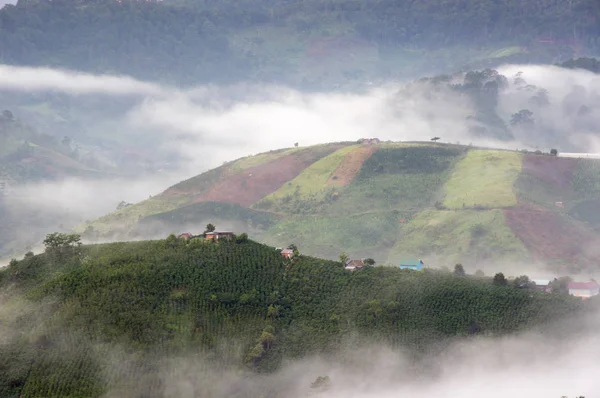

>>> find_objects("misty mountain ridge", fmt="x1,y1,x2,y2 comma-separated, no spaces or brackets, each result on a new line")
82,140,600,277
0,60,599,262
0,0,599,89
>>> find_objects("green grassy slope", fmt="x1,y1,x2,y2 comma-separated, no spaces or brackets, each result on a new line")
86,142,600,273
443,150,521,209
0,237,588,397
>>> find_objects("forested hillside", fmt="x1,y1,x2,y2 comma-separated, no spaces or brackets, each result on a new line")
0,234,589,397
0,0,598,87
84,142,600,275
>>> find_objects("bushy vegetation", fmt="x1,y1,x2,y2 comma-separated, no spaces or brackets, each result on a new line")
0,234,588,396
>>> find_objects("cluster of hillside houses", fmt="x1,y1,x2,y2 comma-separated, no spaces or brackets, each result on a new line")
178,231,598,300
531,278,600,299
178,231,235,241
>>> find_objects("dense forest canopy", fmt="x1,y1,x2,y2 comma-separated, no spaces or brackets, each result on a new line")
0,235,594,396
0,0,598,86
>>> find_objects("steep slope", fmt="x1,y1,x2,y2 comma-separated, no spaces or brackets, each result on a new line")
0,237,588,397
85,142,600,274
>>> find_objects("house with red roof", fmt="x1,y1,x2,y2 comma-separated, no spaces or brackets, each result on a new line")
178,233,194,240
281,249,294,259
344,259,365,271
568,281,600,299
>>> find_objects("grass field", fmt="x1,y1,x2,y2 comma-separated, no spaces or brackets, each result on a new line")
79,195,190,235
387,209,530,266
228,148,300,174
258,145,359,202
443,150,521,209
262,210,403,262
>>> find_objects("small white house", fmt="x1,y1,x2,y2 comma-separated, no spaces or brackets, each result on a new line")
568,281,600,299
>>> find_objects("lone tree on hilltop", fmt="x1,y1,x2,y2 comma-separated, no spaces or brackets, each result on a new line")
493,272,508,286
454,263,466,276
364,258,376,266
205,223,216,233
550,148,558,156
431,136,440,142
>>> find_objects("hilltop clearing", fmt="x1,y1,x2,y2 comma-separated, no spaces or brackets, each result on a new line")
83,142,600,275
0,235,590,397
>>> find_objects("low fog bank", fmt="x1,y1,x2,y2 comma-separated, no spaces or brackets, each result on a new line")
3,62,600,259
96,314,600,398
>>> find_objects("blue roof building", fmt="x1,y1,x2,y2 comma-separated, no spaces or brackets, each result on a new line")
399,259,424,271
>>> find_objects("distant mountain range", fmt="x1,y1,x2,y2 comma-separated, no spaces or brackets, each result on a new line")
83,141,600,275
1,0,598,88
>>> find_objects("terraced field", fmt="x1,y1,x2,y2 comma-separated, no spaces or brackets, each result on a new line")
86,142,600,274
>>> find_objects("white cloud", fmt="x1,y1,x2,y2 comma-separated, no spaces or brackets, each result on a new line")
0,64,164,96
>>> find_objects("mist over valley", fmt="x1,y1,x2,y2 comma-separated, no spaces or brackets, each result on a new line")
1,0,600,396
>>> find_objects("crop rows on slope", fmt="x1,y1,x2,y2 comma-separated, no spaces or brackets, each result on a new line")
194,144,349,207
279,262,584,357
255,144,360,212
503,205,600,272
0,237,590,396
327,144,379,186
257,146,467,260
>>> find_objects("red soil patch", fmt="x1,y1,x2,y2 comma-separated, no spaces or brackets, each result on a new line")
327,145,379,186
503,204,600,265
193,145,346,207
521,154,578,191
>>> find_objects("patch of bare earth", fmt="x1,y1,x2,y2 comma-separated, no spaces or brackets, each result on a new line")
503,204,600,265
327,145,379,186
193,145,346,207
522,154,579,191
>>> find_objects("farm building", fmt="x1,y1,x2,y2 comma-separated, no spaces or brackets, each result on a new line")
178,233,194,240
205,231,234,241
531,278,554,292
568,281,600,299
344,259,365,271
399,259,424,271
281,249,294,259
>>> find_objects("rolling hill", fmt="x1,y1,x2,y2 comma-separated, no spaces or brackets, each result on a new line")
83,141,600,275
0,236,590,397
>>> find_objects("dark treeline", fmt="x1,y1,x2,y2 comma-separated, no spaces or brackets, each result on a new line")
0,0,598,85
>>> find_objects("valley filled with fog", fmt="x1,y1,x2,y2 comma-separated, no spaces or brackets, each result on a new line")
2,61,600,261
